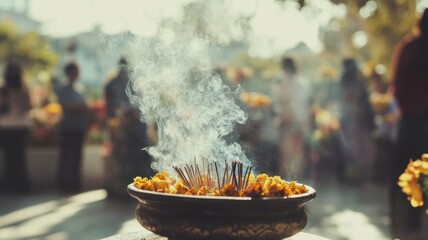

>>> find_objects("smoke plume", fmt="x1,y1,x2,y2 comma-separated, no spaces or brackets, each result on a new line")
127,1,252,174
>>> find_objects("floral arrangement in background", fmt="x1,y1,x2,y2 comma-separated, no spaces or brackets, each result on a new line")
311,108,340,143
31,102,62,142
239,91,271,108
398,154,428,207
30,100,108,146
87,100,106,144
370,91,394,114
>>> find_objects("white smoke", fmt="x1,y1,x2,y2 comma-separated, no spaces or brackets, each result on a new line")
127,1,253,173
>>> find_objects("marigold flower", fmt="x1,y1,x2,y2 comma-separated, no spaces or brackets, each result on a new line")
133,171,308,197
397,155,428,207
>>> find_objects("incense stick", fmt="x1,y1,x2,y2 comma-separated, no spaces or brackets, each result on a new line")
173,158,252,192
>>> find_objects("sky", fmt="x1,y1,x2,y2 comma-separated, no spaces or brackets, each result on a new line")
28,0,181,37
27,0,344,57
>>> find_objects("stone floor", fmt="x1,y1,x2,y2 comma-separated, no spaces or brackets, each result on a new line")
305,179,390,240
0,145,426,239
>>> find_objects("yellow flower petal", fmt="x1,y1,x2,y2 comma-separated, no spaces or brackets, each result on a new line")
407,181,424,207
397,181,409,188
421,161,428,170
410,198,424,207
412,160,423,168
398,173,413,181
401,186,412,194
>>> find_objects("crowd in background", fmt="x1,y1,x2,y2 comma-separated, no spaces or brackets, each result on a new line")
0,57,156,196
0,51,390,194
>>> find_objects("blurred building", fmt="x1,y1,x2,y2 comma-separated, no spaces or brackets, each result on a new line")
50,26,130,96
0,0,40,32
51,26,107,88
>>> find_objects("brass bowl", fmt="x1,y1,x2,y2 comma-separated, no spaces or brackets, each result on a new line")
127,184,316,240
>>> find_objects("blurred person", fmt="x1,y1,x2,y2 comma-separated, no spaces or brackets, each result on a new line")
57,62,89,193
0,61,32,194
105,58,131,119
338,58,374,184
369,72,398,184
390,9,428,239
104,57,154,197
272,56,311,180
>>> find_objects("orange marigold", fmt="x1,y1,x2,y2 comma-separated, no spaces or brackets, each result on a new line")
397,155,428,207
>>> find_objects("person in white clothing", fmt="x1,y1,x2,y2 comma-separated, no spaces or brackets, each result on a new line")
0,61,32,193
272,56,311,179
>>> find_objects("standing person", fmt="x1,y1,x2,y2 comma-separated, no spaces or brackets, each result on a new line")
390,9,428,239
338,58,374,184
0,61,32,194
105,58,131,119
272,56,311,180
57,62,89,193
104,58,154,197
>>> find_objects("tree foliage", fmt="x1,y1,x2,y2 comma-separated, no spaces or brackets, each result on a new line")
364,0,416,69
329,0,369,8
0,21,58,74
277,0,417,73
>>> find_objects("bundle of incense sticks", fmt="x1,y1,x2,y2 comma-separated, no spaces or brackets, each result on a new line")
173,158,252,191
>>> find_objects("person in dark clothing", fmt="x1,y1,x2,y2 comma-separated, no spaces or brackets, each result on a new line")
0,61,32,194
57,62,89,193
390,9,428,239
339,58,374,183
104,58,154,197
105,58,132,119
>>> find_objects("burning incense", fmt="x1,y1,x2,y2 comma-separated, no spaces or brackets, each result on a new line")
173,159,252,191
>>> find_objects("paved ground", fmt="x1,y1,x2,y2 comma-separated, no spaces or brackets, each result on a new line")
0,145,425,240
305,179,390,240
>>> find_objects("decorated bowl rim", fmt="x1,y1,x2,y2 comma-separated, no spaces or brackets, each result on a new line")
127,183,316,201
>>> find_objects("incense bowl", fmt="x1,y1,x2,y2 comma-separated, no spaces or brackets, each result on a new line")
127,184,316,240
